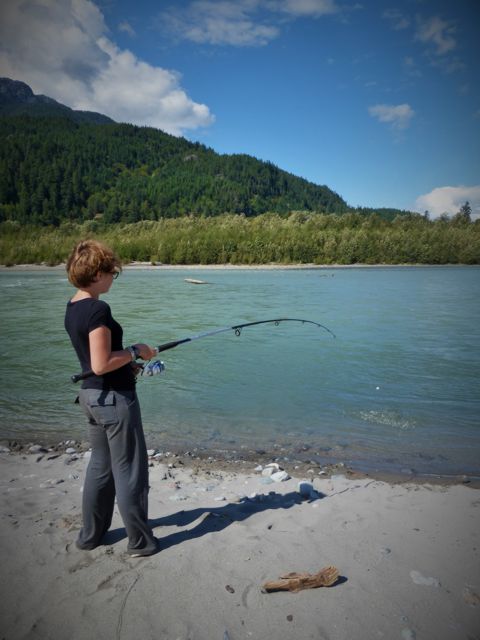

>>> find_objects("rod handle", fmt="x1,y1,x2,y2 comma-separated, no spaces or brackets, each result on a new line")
71,370,93,383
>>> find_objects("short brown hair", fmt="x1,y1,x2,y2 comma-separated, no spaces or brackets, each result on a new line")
66,240,122,288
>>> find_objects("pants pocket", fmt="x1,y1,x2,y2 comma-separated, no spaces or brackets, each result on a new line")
81,389,118,426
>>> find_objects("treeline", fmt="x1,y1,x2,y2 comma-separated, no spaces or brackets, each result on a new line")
1,212,478,266
0,116,348,224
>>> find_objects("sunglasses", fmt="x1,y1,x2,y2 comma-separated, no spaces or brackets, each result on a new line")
110,270,120,279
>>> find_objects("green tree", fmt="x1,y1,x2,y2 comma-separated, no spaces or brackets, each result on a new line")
454,201,472,223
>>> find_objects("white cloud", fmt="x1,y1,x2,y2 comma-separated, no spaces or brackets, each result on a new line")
78,38,214,134
414,186,480,219
0,0,214,135
368,103,415,130
415,16,456,56
162,1,279,47
162,0,339,47
118,21,136,37
273,0,338,17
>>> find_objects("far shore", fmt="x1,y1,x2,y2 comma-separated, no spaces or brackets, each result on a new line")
1,261,478,271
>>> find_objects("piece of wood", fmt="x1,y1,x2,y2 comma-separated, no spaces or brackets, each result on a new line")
184,278,209,284
262,566,339,592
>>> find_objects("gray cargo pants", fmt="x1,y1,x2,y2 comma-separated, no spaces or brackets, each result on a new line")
77,388,157,556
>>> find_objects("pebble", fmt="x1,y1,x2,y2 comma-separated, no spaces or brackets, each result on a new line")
29,445,47,454
214,496,226,502
409,570,440,587
169,494,189,502
147,449,156,457
462,586,480,606
254,465,263,472
271,470,290,483
261,463,280,477
65,447,77,455
0,446,11,453
40,478,65,488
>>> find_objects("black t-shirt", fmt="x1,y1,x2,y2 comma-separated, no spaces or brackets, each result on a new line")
64,298,135,390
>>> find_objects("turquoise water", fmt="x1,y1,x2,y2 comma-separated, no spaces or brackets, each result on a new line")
0,266,479,477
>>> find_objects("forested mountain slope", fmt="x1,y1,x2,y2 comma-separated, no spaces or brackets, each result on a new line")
0,114,348,224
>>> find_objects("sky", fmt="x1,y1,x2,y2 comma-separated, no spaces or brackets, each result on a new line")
0,0,479,218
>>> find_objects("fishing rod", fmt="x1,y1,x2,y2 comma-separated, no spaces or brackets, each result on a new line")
71,318,335,383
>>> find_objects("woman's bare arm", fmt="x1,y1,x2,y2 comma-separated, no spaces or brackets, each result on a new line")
89,326,158,375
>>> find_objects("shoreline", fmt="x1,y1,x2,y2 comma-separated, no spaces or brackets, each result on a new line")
1,446,479,639
2,437,478,488
1,261,479,271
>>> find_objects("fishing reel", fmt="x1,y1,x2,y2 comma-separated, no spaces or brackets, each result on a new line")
139,359,166,377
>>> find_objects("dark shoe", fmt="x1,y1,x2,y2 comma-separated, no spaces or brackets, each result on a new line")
75,539,99,551
127,538,159,558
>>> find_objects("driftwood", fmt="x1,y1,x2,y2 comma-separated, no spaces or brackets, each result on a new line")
184,278,209,285
262,566,339,593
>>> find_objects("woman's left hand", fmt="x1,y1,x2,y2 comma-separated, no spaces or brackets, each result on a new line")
131,362,143,377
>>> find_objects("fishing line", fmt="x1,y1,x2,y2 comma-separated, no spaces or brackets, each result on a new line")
71,317,335,383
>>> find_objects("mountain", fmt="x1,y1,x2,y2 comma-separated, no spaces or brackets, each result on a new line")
0,125,347,226
0,78,414,226
0,78,113,124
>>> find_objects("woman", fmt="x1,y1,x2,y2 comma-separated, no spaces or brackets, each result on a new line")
64,239,158,557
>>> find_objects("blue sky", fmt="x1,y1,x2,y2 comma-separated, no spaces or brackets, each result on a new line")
0,0,479,217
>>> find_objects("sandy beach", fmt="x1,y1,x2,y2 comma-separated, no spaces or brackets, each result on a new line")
1,446,479,640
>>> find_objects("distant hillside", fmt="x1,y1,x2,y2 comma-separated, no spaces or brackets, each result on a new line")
0,78,415,226
0,118,348,226
0,77,113,124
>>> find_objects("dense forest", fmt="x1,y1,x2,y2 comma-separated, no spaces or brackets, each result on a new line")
0,115,350,224
0,78,477,266
1,211,478,266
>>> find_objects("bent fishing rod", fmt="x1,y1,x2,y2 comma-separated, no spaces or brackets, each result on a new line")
71,318,335,383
